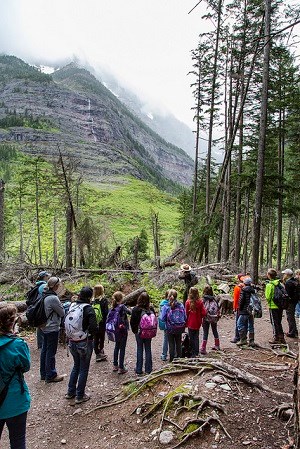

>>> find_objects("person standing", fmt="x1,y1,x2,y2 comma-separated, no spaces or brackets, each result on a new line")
295,269,300,322
265,268,286,345
0,304,31,449
230,273,247,343
178,264,198,305
65,287,97,404
158,291,169,361
201,285,220,353
185,287,206,356
130,292,156,375
35,271,51,350
160,289,186,362
40,277,65,383
92,284,109,362
237,278,256,346
282,268,299,338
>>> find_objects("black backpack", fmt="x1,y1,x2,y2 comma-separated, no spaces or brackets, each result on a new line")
190,271,198,286
26,294,52,327
273,284,290,310
25,284,41,306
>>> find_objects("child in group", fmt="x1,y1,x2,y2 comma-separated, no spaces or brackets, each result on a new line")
160,289,186,362
130,292,157,375
237,278,256,346
185,287,206,357
158,291,169,361
201,285,221,354
106,291,131,374
92,284,109,362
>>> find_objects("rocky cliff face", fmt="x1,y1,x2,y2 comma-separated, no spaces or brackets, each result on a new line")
0,56,193,189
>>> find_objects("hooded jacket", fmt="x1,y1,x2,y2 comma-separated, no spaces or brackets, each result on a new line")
265,279,280,309
41,289,65,333
0,334,31,419
238,285,255,315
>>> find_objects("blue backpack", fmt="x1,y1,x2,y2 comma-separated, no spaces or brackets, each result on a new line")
106,305,127,342
166,303,186,334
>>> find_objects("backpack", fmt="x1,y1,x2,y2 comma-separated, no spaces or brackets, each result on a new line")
158,301,168,331
273,283,290,310
92,302,103,324
190,272,198,286
26,294,52,327
181,332,191,358
25,284,41,306
166,303,186,334
65,303,89,341
106,305,126,342
139,310,158,339
204,298,220,323
247,292,262,318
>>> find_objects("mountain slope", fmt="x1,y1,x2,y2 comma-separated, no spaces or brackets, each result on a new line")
0,56,193,190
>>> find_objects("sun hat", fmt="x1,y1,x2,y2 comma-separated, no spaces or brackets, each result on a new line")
180,264,191,272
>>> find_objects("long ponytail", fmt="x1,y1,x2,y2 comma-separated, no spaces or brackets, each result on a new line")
168,289,178,309
188,287,199,311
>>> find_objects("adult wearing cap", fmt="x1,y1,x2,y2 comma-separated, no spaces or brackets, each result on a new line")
65,287,97,404
179,264,198,305
40,277,65,383
282,269,299,338
236,277,256,346
36,271,51,350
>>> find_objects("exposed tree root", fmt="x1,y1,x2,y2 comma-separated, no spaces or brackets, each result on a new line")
167,416,232,449
172,358,293,399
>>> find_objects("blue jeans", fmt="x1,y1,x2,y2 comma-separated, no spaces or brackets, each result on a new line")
135,334,152,374
113,335,127,370
237,314,254,335
40,330,59,380
161,330,168,359
0,411,27,449
188,329,199,356
68,340,93,399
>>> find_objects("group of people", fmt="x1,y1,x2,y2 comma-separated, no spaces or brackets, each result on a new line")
0,264,299,448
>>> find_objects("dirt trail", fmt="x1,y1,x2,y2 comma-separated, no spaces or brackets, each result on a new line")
2,305,298,449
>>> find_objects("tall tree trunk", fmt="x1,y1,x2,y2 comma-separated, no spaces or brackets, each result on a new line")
193,53,202,215
35,161,42,265
53,215,58,268
243,189,250,273
66,205,73,269
0,179,5,262
267,208,274,268
205,0,223,262
252,0,271,283
152,213,161,269
221,165,231,261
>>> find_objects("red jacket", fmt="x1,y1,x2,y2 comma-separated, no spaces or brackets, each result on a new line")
185,299,206,330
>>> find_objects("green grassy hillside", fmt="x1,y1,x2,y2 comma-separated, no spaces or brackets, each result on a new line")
1,146,180,265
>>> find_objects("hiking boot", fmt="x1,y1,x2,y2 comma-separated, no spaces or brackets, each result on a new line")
65,393,75,399
212,338,220,350
268,337,279,344
230,338,239,343
286,333,298,338
279,335,287,344
161,355,167,361
75,394,90,404
45,375,64,383
113,365,119,372
236,331,247,346
248,332,255,347
118,368,128,375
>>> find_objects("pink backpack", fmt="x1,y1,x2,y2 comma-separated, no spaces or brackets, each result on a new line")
139,310,158,339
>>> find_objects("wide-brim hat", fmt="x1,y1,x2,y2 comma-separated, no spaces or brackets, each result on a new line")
180,264,191,272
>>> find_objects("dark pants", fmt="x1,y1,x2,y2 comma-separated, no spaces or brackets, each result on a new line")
40,330,59,380
68,340,93,399
270,308,284,339
0,411,27,449
286,302,298,336
202,321,219,340
135,334,152,374
188,329,199,356
113,335,127,370
36,328,44,349
168,333,182,362
93,324,106,354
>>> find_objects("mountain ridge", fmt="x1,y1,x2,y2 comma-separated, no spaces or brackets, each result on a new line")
0,55,193,190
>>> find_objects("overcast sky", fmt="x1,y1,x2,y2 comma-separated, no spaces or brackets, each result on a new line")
0,0,209,128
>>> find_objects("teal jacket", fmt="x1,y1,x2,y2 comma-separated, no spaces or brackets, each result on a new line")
0,334,31,419
158,299,169,330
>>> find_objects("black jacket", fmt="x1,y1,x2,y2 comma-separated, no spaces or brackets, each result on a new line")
238,285,255,315
285,277,299,304
130,306,155,334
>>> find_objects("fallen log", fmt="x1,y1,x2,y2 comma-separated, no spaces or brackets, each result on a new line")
123,287,146,306
0,301,27,312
